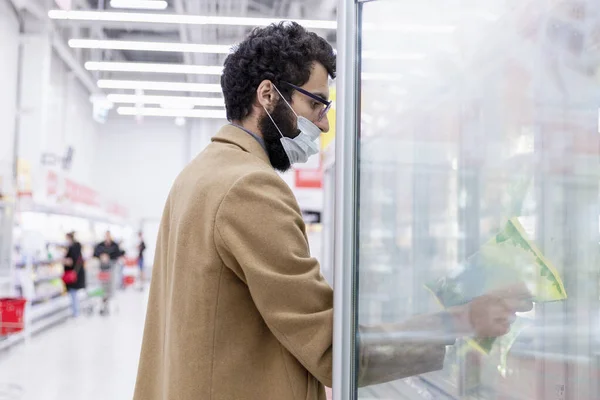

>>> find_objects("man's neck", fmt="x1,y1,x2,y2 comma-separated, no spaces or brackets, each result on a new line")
232,117,263,139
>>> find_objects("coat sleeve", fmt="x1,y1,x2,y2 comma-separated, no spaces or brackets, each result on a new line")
214,171,454,388
214,171,334,386
357,312,457,387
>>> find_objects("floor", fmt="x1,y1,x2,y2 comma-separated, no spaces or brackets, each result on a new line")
0,290,148,400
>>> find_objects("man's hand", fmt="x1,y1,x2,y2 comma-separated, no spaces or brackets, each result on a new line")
467,283,533,337
100,254,110,264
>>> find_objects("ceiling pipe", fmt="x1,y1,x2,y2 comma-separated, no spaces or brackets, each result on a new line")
11,0,101,96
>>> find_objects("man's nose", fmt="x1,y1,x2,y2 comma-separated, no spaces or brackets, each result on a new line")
316,114,330,133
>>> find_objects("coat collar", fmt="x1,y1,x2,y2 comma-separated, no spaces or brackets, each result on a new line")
212,125,271,166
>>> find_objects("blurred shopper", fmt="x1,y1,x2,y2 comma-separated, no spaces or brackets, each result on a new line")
137,231,146,290
63,232,85,318
94,231,124,315
94,231,123,264
135,23,531,400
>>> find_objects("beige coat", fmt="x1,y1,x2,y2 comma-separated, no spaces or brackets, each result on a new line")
134,125,452,400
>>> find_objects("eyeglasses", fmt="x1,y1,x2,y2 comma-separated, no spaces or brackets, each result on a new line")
282,81,332,122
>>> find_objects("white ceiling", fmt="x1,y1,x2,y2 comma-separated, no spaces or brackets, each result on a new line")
30,0,337,118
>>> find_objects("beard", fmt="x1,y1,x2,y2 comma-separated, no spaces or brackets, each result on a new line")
258,99,300,173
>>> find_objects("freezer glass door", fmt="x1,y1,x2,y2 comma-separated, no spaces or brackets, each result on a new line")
352,0,600,399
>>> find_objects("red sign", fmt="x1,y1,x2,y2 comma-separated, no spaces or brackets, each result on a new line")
43,173,129,218
64,179,99,206
295,169,323,189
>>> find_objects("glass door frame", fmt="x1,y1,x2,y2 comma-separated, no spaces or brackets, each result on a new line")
332,0,363,399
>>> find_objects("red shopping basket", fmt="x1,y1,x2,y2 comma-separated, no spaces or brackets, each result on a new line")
0,298,26,335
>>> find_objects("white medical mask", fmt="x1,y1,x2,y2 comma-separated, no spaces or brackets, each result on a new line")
262,85,322,165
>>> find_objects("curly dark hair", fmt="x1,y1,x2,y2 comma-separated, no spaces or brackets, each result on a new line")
221,22,336,121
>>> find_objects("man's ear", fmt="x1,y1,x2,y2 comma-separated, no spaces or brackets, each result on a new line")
255,79,278,112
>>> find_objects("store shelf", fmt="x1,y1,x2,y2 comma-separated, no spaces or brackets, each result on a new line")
29,294,70,321
34,274,63,284
16,275,64,288
15,260,57,268
31,291,63,306
0,331,24,352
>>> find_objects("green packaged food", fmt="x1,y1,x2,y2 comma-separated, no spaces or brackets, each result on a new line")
425,217,567,354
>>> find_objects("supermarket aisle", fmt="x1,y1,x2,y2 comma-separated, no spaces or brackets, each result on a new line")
0,290,148,400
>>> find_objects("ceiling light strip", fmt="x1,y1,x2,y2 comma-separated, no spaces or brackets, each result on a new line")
98,80,223,93
48,10,337,30
86,61,223,75
106,93,225,107
69,39,232,54
117,107,227,119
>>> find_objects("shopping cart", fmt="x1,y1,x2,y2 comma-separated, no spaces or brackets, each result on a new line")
81,258,118,316
97,261,119,316
0,298,26,336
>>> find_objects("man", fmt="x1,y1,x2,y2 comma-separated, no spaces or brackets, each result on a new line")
94,231,124,314
94,231,123,265
134,23,531,400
